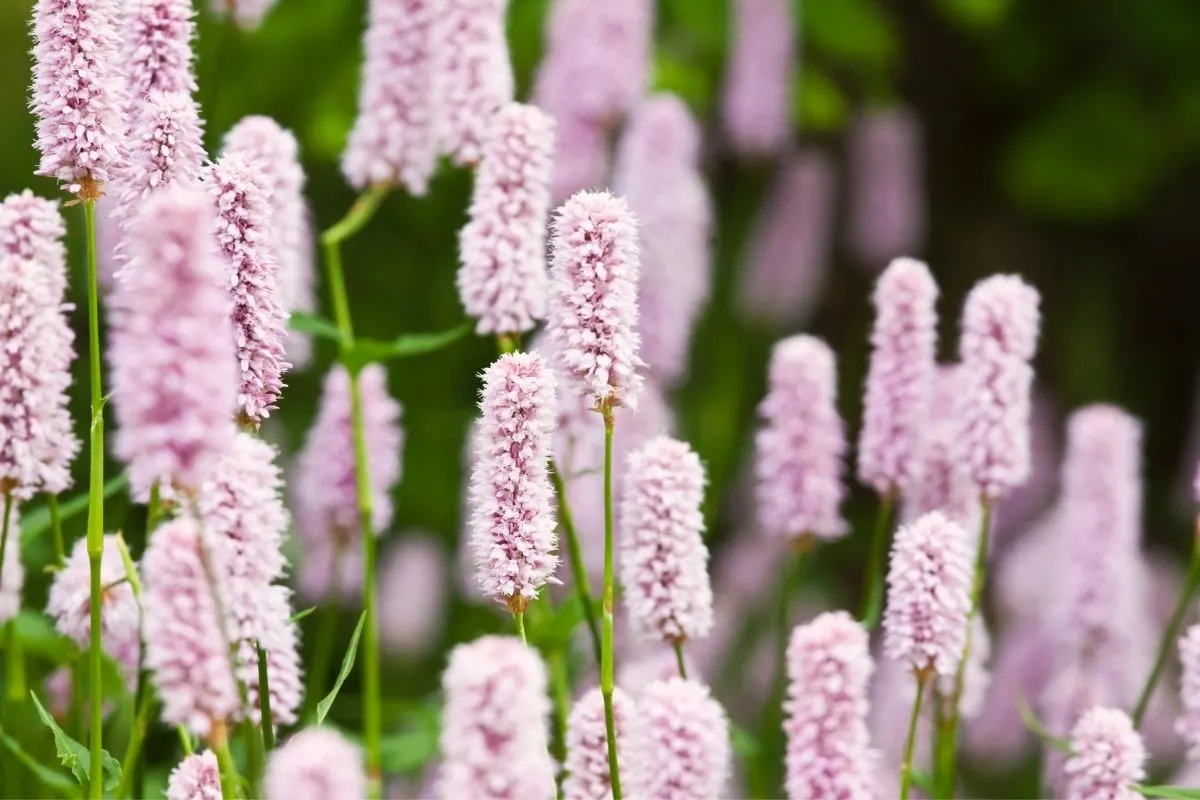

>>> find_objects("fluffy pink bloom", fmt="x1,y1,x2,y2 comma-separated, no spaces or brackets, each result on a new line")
563,687,633,800
265,727,367,800
0,190,70,300
904,366,976,527
167,751,221,800
31,0,128,193
754,335,847,541
123,0,197,104
626,678,731,800
210,0,279,30
438,635,556,800
380,533,449,656
548,190,644,409
883,511,972,677
619,436,713,644
847,107,926,267
1177,623,1200,757
143,515,239,738
784,611,877,800
1063,707,1145,800
721,0,795,156
457,103,555,336
342,0,437,194
0,506,23,625
957,274,1041,501
109,187,238,497
857,257,939,496
546,116,610,206
470,352,559,610
115,90,206,226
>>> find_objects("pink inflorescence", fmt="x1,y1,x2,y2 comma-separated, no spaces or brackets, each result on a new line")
905,366,976,527
619,436,714,644
264,727,367,800
166,750,221,800
754,335,848,541
115,90,206,227
123,0,197,104
0,507,24,625
883,510,973,678
457,103,555,337
857,257,939,497
1178,624,1200,756
342,0,437,194
563,686,633,800
438,635,556,800
379,533,449,656
957,274,1041,502
109,187,238,497
547,190,644,410
210,0,279,30
626,678,731,800
847,107,926,267
784,611,878,800
1063,707,1145,800
0,190,70,300
721,0,795,157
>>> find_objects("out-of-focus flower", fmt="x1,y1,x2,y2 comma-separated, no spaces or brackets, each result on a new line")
1177,623,1200,757
847,107,925,268
114,90,206,230
379,533,449,656
903,366,976,528
563,687,633,800
1062,707,1145,800
264,727,367,800
626,678,731,800
0,506,23,625
210,0,279,30
721,0,795,156
166,750,221,800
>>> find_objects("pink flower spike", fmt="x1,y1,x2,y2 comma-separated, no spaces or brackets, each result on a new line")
1178,624,1200,757
847,107,926,267
0,190,70,301
1063,707,1145,800
457,103,555,337
0,506,24,625
904,365,977,528
210,0,279,30
563,686,633,800
722,0,795,157
115,90,206,226
626,678,731,800
123,0,197,105
380,533,449,656
265,727,367,800
545,115,610,206
167,751,221,800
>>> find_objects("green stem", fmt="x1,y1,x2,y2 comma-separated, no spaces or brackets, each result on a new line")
600,408,622,800
900,674,929,800
304,544,343,721
550,463,602,663
513,611,527,645
497,334,518,354
147,483,162,533
115,676,154,800
212,725,242,800
83,200,105,800
178,727,194,755
321,185,390,251
672,641,688,680
0,496,11,593
859,491,894,628
257,642,275,751
1133,547,1200,726
48,494,64,569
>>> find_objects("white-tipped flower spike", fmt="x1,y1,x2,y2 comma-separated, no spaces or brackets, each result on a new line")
31,0,128,195
343,0,437,194
958,274,1041,502
264,727,367,800
626,678,731,800
210,0,279,30
438,635,556,800
433,0,514,166
115,90,206,227
123,0,198,104
380,534,449,656
905,366,977,527
166,750,221,800
0,506,24,625
457,103,555,337
755,335,848,542
847,108,926,267
722,0,795,157
784,611,877,800
1063,707,1145,800
619,436,714,644
547,190,644,410
857,257,939,497
883,511,973,678
563,686,633,800
470,352,559,611
1177,624,1200,757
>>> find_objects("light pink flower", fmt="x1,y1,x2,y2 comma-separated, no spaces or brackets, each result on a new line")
123,0,197,104
1063,707,1145,800
964,621,1055,766
847,107,925,267
380,533,449,656
265,727,367,800
563,687,633,800
167,750,221,800
722,0,795,156
545,115,610,206
1177,623,1200,757
115,90,206,228
210,0,278,30
903,366,977,528
296,535,366,606
0,190,70,300
246,584,304,727
0,506,23,625
626,678,731,800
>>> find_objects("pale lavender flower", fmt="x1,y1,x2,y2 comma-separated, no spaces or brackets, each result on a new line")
167,751,221,800
438,635,556,800
0,190,69,300
115,90,206,226
380,533,449,656
755,335,848,541
993,388,1061,543
342,0,437,194
847,107,926,267
545,115,610,205
722,0,795,156
904,366,976,527
1063,707,1145,800
1177,623,1200,757
247,584,304,727
626,678,731,800
296,535,365,606
457,103,555,336
265,727,367,800
210,0,279,30
563,687,633,800
0,506,23,624
964,621,1055,766
123,0,197,104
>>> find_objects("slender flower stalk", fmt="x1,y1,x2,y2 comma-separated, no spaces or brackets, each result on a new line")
899,675,928,800
84,200,105,800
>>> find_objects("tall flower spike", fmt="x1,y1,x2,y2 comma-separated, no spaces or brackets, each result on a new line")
0,507,24,625
438,635,556,799
626,678,731,800
109,187,238,497
31,0,128,195
114,90,206,226
1177,624,1200,757
457,103,555,337
142,515,239,738
722,0,795,157
547,190,644,409
210,0,279,30
755,335,848,542
883,510,973,678
847,108,926,267
123,0,198,105
958,274,1041,501
1063,707,1145,800
470,352,558,610
342,0,437,194
857,257,939,496
563,686,633,800
619,436,714,644
166,750,221,800
784,611,877,800
264,728,367,800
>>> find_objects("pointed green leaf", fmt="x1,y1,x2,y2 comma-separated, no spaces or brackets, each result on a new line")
0,723,83,798
20,475,129,544
30,692,123,791
1016,693,1071,753
288,312,344,342
290,605,318,623
340,323,471,374
1136,787,1200,799
316,610,367,724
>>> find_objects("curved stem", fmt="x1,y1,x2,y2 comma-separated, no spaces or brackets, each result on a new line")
1134,548,1200,726
513,611,527,644
550,463,602,663
83,201,105,800
600,408,622,800
859,491,894,628
900,674,928,800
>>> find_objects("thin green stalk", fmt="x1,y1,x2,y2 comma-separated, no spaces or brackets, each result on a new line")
900,674,929,800
3,498,24,709
1134,547,1200,726
257,642,275,750
48,494,64,568
513,611,527,644
550,462,602,663
600,408,622,800
672,641,688,679
497,335,518,354
859,491,894,628
178,727,194,755
0,496,11,592
212,723,242,800
147,483,162,533
115,677,154,800
304,543,343,721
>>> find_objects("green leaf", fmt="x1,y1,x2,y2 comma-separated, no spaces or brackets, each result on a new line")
730,723,759,759
379,702,442,774
316,610,367,724
528,594,588,652
12,611,75,664
30,692,123,792
934,0,1013,29
805,0,899,74
1136,787,1200,799
0,723,83,798
288,312,344,342
340,323,471,374
290,605,318,623
19,475,129,544
795,66,849,132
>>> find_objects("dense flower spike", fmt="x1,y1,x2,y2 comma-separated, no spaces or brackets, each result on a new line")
31,0,128,194
380,534,449,655
123,0,197,104
755,335,848,541
166,750,221,800
109,187,238,497
784,611,877,800
883,511,973,677
958,274,1041,501
1178,624,1200,756
264,727,367,800
0,506,23,625
1062,707,1145,800
457,103,555,336
857,258,939,496
0,190,70,300
722,0,795,156
563,687,633,800
247,584,305,726
847,108,926,266
438,635,556,799
547,190,644,409
342,0,437,194
905,366,977,526
619,436,714,644
210,0,279,30
115,90,206,226
626,678,731,800
142,515,239,738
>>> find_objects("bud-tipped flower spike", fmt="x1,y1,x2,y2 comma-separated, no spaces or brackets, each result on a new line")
210,0,279,30
563,686,633,800
123,0,198,104
785,611,878,800
722,0,795,157
0,507,24,625
620,436,714,644
438,635,556,799
1177,624,1200,757
883,511,973,678
470,352,559,611
755,335,848,542
115,90,206,227
342,0,437,194
626,678,731,800
167,750,221,800
457,103,555,337
1063,707,1145,800
858,257,939,497
958,274,1041,502
264,727,367,800
547,190,644,410
847,108,926,267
